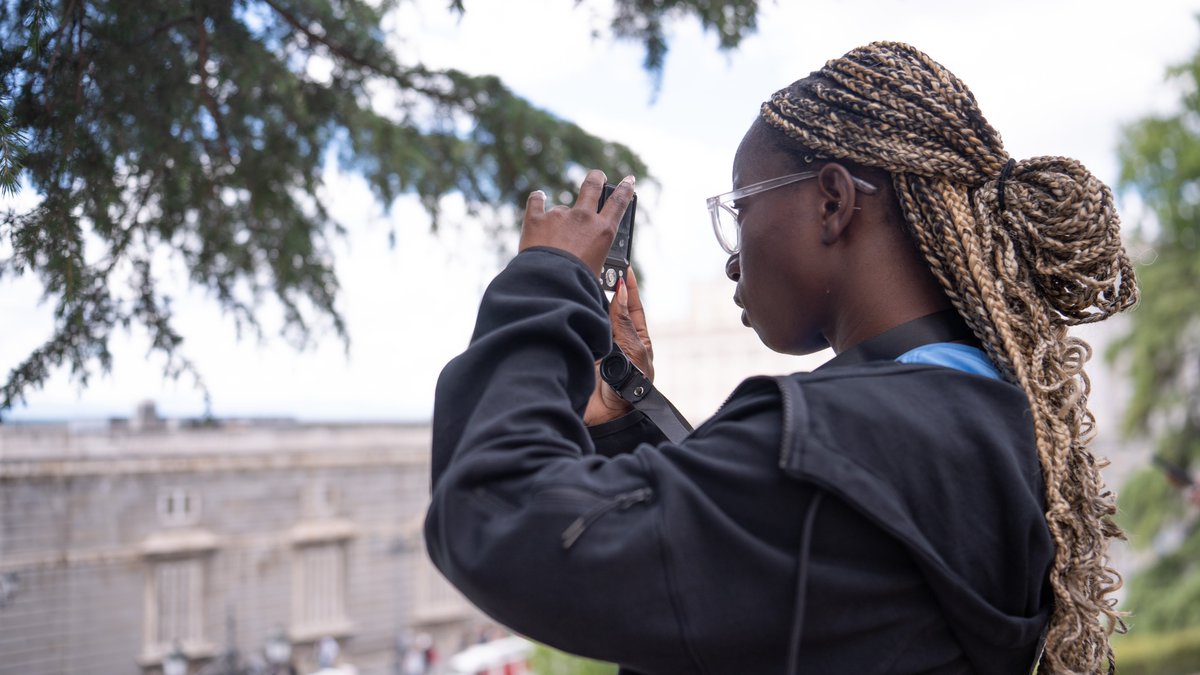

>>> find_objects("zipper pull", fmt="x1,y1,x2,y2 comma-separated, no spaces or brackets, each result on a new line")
561,487,653,550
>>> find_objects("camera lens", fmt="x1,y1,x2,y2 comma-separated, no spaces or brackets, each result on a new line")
600,352,632,386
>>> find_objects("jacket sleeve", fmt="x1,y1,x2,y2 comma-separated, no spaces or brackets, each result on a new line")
424,248,698,673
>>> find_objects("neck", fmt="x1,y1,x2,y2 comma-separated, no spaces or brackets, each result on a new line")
823,235,953,355
826,299,953,355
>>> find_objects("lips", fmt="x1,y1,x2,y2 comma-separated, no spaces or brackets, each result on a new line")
733,291,750,327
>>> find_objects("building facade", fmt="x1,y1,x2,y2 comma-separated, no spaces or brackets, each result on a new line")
0,416,483,674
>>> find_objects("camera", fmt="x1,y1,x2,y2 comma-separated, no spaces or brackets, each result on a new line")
596,183,637,292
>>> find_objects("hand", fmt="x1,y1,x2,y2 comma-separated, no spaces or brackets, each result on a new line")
585,268,655,426
520,170,636,276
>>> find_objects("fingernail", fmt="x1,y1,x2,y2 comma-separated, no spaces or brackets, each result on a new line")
618,279,629,304
621,175,635,186
530,189,545,198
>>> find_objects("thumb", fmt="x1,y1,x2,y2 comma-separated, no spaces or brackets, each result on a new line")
608,279,645,366
608,279,628,327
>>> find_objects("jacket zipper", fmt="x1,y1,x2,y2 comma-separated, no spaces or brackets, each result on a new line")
776,376,797,468
560,487,654,549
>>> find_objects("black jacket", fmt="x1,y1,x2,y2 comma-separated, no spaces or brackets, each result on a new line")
425,248,1053,674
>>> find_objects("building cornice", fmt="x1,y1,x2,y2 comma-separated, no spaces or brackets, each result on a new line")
0,437,430,480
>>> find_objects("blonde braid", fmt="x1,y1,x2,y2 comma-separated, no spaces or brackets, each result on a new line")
761,41,1137,674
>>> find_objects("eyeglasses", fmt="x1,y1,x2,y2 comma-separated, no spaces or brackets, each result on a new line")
706,171,880,254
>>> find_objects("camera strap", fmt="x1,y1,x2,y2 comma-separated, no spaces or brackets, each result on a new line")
816,309,979,370
600,342,694,444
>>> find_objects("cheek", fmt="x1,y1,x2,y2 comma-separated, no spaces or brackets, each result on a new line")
741,233,794,303
740,228,829,354
739,242,792,333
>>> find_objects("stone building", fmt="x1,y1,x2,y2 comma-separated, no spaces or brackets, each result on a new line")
0,414,483,674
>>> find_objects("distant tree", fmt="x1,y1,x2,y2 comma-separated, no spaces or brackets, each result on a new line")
0,0,760,414
1112,28,1200,633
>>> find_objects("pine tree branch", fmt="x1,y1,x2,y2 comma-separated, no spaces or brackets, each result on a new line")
193,12,232,164
134,13,195,48
261,0,381,74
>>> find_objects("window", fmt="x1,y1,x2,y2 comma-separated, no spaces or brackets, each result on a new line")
289,519,355,641
140,530,218,664
157,487,200,527
295,542,348,633
413,546,472,623
154,558,203,645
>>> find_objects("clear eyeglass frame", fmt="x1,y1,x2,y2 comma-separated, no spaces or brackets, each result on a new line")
705,170,880,255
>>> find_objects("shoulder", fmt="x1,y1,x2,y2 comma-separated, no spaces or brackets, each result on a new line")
780,361,1037,478
776,361,1049,568
789,360,1031,438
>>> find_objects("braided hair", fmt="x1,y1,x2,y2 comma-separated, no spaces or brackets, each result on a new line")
759,42,1137,674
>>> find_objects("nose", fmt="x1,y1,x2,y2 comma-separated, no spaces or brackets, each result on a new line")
725,254,741,282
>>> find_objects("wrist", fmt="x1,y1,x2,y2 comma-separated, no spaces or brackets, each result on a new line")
584,393,634,427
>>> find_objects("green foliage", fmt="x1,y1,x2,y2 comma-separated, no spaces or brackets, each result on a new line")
1124,521,1200,631
0,96,24,195
1112,625,1200,675
0,0,761,415
529,644,619,675
1118,466,1186,550
1112,16,1200,634
607,0,759,90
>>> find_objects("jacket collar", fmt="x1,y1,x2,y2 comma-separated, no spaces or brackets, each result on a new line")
817,309,978,370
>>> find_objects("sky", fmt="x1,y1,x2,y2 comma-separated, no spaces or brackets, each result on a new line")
2,0,1198,423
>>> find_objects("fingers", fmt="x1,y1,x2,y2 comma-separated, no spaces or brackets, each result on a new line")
608,279,629,332
520,170,636,272
525,189,546,218
624,267,647,332
574,169,608,212
609,281,639,364
609,278,654,380
624,268,653,362
599,175,636,224
517,189,548,253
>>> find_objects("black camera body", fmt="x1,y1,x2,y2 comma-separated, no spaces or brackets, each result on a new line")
596,183,637,292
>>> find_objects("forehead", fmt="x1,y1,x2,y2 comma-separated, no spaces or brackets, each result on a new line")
732,121,794,189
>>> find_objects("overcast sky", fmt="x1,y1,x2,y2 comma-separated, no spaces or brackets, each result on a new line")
2,0,1197,422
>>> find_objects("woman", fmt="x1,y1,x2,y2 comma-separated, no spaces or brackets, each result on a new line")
425,42,1136,674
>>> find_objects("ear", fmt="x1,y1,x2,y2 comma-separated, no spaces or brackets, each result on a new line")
815,163,859,245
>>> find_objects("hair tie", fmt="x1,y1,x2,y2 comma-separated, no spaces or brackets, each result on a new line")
997,158,1016,212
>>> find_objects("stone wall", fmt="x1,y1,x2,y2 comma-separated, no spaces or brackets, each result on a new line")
0,421,481,675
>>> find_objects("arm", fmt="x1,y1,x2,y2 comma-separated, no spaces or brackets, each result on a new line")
425,175,698,672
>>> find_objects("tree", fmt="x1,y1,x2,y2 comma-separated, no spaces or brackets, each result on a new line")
0,0,760,415
1112,27,1200,635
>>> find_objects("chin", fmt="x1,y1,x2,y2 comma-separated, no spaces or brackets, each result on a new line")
760,332,830,356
